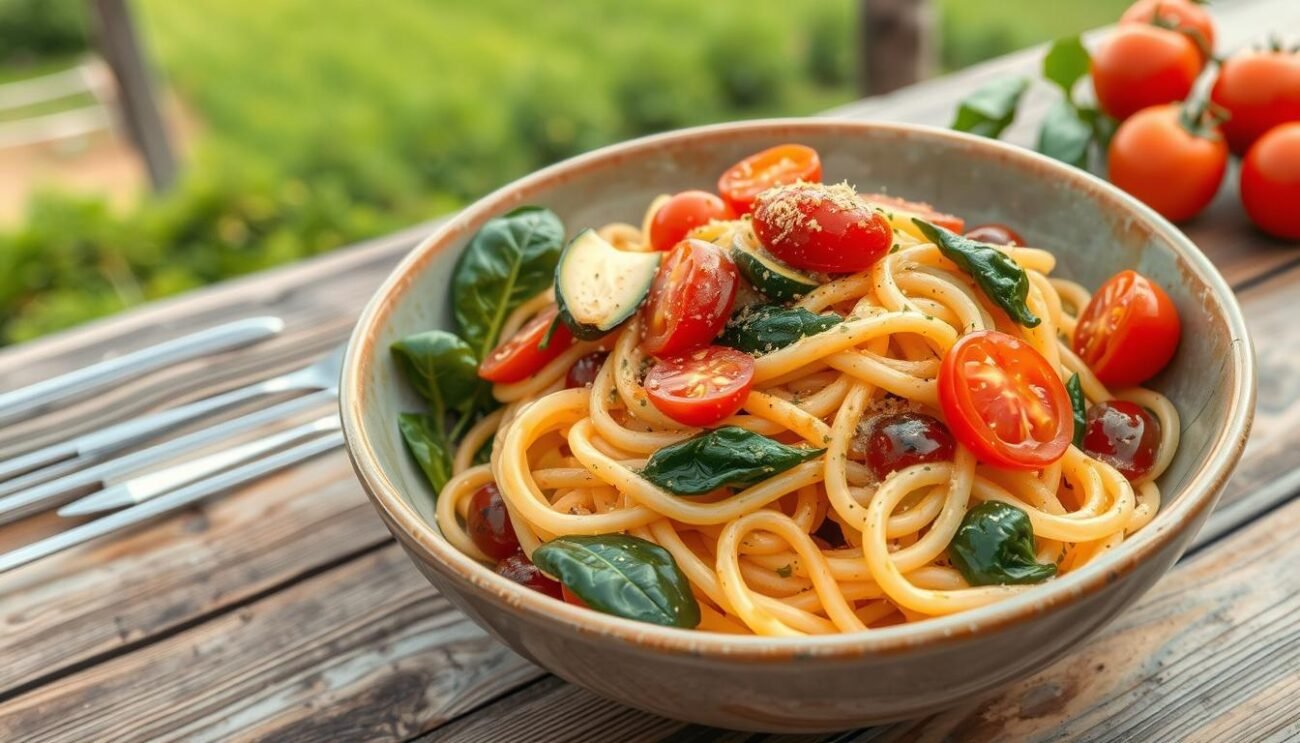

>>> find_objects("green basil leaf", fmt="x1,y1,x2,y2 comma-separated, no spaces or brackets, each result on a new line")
451,206,565,359
1067,373,1087,448
1085,107,1119,151
472,434,495,466
641,426,824,496
718,305,842,355
949,501,1057,586
1042,35,1091,99
951,76,1029,139
913,219,1041,328
532,535,700,628
391,330,484,416
1037,98,1094,169
397,412,454,495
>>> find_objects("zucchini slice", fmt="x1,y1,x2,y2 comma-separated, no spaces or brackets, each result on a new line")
555,229,661,340
731,229,819,302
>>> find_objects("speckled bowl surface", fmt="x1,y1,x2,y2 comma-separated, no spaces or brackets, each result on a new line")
340,120,1255,732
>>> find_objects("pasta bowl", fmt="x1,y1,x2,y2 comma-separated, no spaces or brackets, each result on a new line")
340,119,1254,732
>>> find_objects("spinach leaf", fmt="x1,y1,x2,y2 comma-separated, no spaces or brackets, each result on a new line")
913,219,1041,328
532,535,700,628
451,206,565,359
718,305,842,355
641,427,824,496
397,413,454,494
1066,373,1087,448
1042,35,1091,100
1037,98,1094,169
951,77,1029,139
391,330,483,415
949,502,1057,586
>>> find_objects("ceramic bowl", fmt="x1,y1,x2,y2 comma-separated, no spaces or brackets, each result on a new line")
340,120,1255,732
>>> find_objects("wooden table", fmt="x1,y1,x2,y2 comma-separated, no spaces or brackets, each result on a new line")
2,1,1298,739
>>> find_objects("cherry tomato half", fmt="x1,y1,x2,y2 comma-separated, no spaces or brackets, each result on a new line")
964,223,1024,246
648,190,734,251
644,346,755,427
863,193,967,233
1211,48,1300,154
752,182,892,273
560,585,590,608
641,239,738,358
1120,0,1216,57
1240,122,1300,240
467,483,519,560
478,305,575,384
1091,25,1202,121
1107,104,1227,223
496,551,563,599
938,330,1072,470
565,352,608,389
851,412,956,480
1083,400,1161,481
1074,270,1181,386
718,144,822,214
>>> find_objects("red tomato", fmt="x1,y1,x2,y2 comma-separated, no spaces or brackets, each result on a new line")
644,346,755,427
1091,26,1202,120
938,331,1072,470
1107,104,1227,223
1120,0,1216,57
640,239,738,357
1074,270,1181,386
495,551,563,599
1083,400,1161,481
560,585,590,608
478,305,575,383
564,352,608,389
648,190,734,251
862,193,966,233
851,412,956,480
467,483,519,560
1240,123,1300,240
964,223,1024,246
752,182,892,273
1211,49,1300,154
717,144,822,214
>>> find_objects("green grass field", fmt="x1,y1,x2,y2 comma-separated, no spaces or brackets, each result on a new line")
0,0,1129,343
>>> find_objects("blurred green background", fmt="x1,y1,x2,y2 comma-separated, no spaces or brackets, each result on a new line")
0,0,1127,344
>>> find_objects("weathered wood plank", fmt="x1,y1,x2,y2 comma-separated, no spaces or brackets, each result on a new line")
0,546,539,742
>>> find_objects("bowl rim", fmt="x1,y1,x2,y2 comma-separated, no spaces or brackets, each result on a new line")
340,118,1256,659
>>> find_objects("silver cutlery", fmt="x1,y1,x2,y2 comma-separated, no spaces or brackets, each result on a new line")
0,316,283,426
0,432,345,574
0,345,344,485
0,389,336,524
60,415,341,516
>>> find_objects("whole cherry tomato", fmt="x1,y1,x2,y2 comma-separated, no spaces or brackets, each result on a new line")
851,412,956,480
467,483,519,560
644,346,755,427
964,223,1024,246
1074,270,1181,386
640,239,738,357
718,144,822,214
1211,48,1300,154
1108,103,1227,223
1120,0,1216,57
478,305,575,383
862,193,966,233
938,330,1073,470
1240,122,1300,240
1083,400,1161,481
752,182,892,273
648,190,734,251
496,551,563,599
565,352,608,389
1091,25,1202,121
